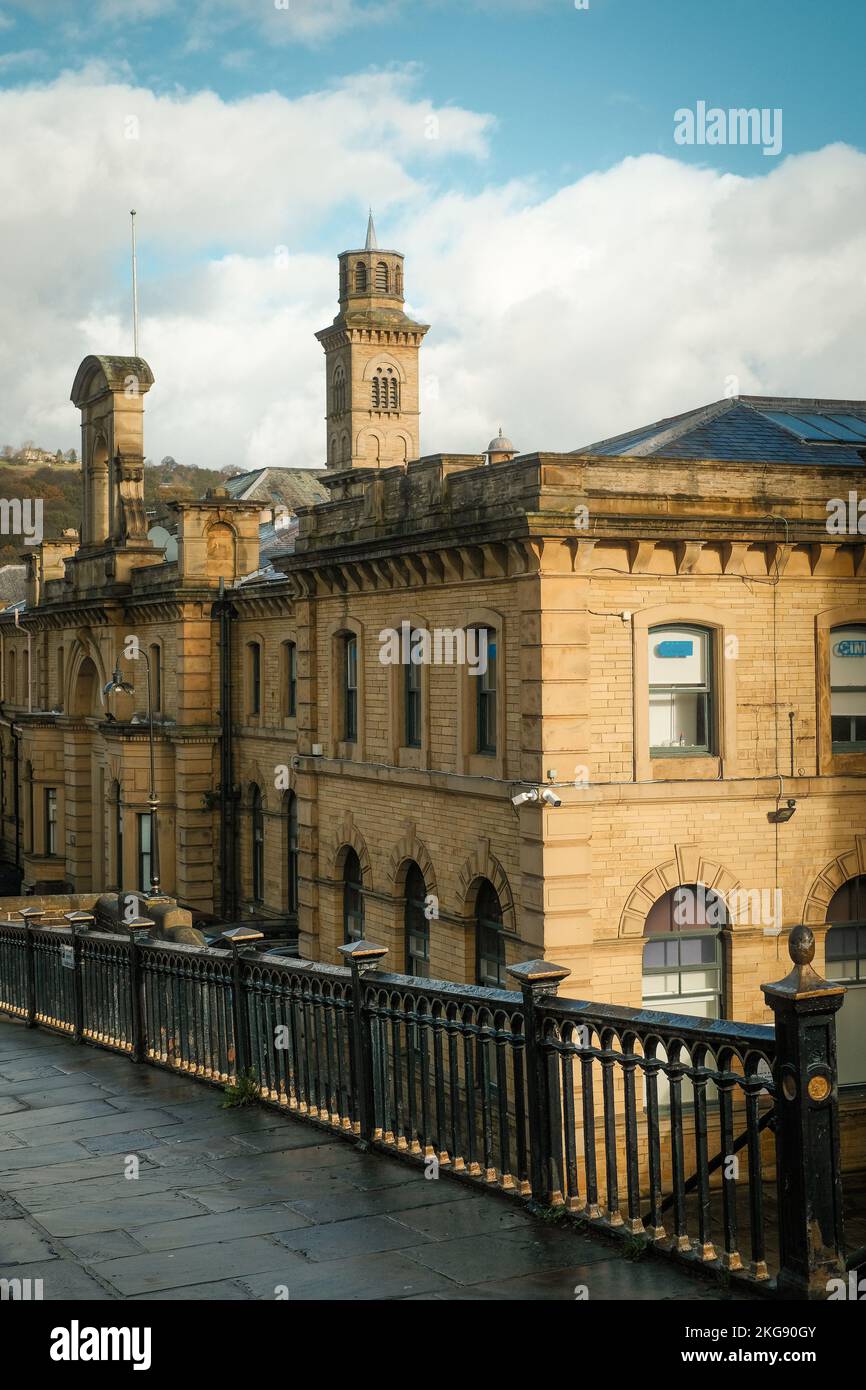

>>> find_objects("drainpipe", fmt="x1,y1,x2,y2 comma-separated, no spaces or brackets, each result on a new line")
213,579,238,920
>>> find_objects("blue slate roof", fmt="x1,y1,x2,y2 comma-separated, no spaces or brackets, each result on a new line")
576,397,866,468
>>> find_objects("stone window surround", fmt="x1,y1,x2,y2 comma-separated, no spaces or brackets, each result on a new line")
327,617,366,762
816,605,866,776
632,603,737,782
385,610,430,771
457,607,506,781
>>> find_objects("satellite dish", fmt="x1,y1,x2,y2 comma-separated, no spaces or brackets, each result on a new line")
147,525,178,562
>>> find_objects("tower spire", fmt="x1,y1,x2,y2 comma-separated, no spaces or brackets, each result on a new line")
365,208,378,251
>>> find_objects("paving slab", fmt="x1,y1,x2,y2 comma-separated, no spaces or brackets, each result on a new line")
92,1234,312,1295
276,1213,434,1262
130,1202,312,1252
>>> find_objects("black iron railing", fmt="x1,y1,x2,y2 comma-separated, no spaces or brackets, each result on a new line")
0,915,848,1299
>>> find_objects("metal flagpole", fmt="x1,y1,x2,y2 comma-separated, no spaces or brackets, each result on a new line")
130,209,140,357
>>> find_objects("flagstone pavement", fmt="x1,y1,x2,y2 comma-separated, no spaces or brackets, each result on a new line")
0,1019,750,1302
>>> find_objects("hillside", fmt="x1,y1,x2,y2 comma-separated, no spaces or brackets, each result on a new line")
0,459,231,564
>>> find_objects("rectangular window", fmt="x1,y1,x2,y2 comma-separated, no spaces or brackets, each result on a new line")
476,631,497,755
249,643,261,716
137,813,152,895
285,642,297,718
405,656,421,748
45,788,57,856
649,627,713,755
344,636,358,742
830,627,866,751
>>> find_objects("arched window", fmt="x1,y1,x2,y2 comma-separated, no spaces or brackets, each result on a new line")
251,785,264,903
56,646,64,711
375,261,389,292
247,642,261,718
333,365,346,416
476,879,504,987
6,650,15,705
389,375,399,410
148,644,162,713
830,625,866,751
395,265,403,297
283,641,297,718
649,625,714,754
354,262,367,292
343,848,364,943
404,862,429,975
343,634,358,742
371,373,381,410
825,875,866,1085
475,627,497,755
641,884,726,1018
286,791,299,915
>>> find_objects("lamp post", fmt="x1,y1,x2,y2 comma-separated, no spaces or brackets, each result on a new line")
103,654,160,897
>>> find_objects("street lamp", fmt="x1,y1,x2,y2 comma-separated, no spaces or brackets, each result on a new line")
103,656,161,897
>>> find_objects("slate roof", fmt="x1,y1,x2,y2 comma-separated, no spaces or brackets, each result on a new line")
0,566,27,608
224,467,328,510
576,397,866,468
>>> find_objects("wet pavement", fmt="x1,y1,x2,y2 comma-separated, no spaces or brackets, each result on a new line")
0,1020,748,1301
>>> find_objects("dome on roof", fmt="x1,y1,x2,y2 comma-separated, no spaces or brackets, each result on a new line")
487,427,516,454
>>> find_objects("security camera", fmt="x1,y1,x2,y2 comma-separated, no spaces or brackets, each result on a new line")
511,788,539,807
541,788,562,808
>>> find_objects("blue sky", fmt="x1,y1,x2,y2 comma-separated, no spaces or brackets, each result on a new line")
3,0,864,211
0,0,864,467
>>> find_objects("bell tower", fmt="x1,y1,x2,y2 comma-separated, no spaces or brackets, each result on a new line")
316,213,429,469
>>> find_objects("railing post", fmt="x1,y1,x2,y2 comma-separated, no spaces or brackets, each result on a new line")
339,940,389,1144
221,926,264,1078
761,924,847,1299
126,917,154,1063
64,911,94,1044
507,959,571,1205
18,907,43,1028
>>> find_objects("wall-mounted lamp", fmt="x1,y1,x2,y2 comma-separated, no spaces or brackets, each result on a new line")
768,799,797,824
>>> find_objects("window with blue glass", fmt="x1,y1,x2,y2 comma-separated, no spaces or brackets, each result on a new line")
830,625,866,751
476,628,497,755
649,625,714,755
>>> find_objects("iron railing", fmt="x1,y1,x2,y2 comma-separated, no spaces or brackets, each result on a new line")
0,916,848,1299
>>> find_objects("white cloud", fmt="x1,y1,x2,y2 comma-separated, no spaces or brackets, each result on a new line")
0,70,864,478
0,47,44,69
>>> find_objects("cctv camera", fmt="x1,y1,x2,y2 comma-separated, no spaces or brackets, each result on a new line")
511,788,539,807
541,788,562,808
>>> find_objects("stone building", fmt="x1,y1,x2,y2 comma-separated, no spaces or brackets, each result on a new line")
1,224,865,1114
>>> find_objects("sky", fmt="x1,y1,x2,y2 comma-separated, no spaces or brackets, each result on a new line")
0,0,864,470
